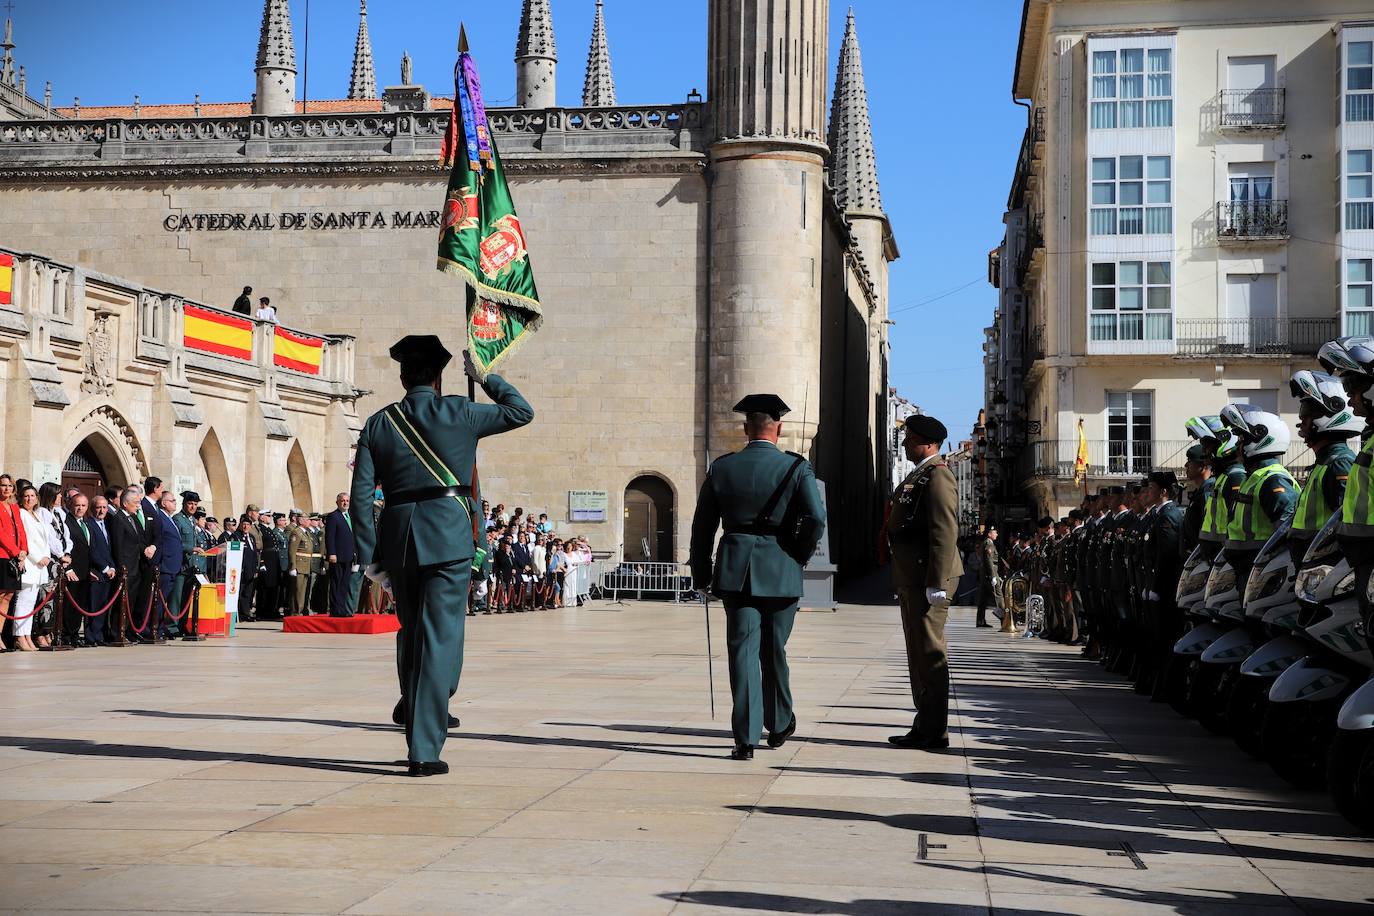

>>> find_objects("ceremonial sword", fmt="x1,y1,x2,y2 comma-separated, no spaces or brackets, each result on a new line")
702,589,716,719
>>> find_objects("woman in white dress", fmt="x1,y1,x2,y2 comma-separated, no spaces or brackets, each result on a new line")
13,483,52,651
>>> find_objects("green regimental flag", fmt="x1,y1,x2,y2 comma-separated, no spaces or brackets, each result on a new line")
436,29,542,381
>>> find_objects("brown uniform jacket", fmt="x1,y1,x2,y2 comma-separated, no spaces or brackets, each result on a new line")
886,458,964,591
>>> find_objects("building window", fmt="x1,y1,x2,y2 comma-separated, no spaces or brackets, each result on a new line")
1348,41,1374,122
1091,156,1171,235
1349,259,1374,335
1091,47,1172,130
1107,391,1153,474
1090,260,1172,341
1348,150,1374,230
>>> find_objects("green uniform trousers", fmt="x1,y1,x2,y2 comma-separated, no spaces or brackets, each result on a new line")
349,568,364,613
897,587,950,742
723,596,798,748
290,572,310,616
393,557,471,763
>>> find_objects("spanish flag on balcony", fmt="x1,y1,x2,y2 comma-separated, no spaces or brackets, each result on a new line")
274,326,324,375
1074,418,1089,486
184,305,253,360
0,253,13,306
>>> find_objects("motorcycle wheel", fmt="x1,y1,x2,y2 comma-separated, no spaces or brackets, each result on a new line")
1328,728,1374,834
1261,700,1334,789
1225,675,1270,758
1166,655,1196,718
1189,663,1226,731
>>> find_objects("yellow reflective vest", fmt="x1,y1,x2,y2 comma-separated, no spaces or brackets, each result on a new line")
1226,463,1296,550
1341,431,1374,538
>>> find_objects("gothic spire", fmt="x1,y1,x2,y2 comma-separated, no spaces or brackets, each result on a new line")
348,0,377,99
582,0,616,107
255,0,296,73
827,9,883,214
1,17,17,88
516,0,557,62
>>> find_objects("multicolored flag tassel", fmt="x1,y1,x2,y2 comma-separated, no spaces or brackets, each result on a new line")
437,25,542,381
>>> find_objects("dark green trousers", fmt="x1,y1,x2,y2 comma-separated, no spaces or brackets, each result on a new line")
393,557,471,763
723,596,798,747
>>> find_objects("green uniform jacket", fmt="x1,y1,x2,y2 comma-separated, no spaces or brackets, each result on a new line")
689,440,827,599
350,376,534,571
173,511,196,571
886,458,964,591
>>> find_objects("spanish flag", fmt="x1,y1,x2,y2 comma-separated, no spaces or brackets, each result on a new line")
1073,418,1089,485
0,253,13,306
184,305,253,360
273,326,323,375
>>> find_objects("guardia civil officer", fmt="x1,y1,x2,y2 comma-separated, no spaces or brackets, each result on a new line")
1287,369,1359,559
1140,471,1184,696
689,395,827,760
885,415,963,750
350,336,533,776
1180,444,1213,558
1185,415,1247,563
1217,404,1298,586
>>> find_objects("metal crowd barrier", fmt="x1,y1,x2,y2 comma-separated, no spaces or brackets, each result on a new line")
565,559,605,604
597,561,695,602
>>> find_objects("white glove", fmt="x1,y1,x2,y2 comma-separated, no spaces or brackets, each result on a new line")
289,569,297,577
365,562,393,596
351,564,360,573
1147,590,1160,602
925,588,948,605
1140,588,1148,599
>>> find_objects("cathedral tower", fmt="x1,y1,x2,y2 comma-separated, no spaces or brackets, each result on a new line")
348,0,378,100
707,0,829,458
515,0,557,109
828,9,888,296
254,0,296,116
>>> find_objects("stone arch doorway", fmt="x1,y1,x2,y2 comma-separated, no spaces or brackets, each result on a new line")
623,475,675,562
286,441,313,514
62,440,110,502
61,403,147,491
198,429,233,519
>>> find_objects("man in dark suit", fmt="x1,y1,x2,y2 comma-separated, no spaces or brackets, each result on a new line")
87,494,118,646
109,485,157,643
140,476,164,523
324,493,356,617
230,516,262,620
152,491,184,640
350,337,533,776
885,414,964,751
690,394,828,760
61,492,92,648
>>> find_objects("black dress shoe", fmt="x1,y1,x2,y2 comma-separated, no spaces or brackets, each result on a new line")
407,760,449,777
729,745,754,761
767,716,797,749
975,622,993,628
889,732,950,750
392,700,460,729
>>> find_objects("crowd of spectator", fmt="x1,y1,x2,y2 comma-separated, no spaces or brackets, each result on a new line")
0,478,603,650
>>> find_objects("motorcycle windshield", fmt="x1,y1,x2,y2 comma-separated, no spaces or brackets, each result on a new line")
1253,518,1292,569
1301,513,1342,568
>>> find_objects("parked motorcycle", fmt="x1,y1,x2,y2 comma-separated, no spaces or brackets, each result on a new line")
1178,551,1246,729
1330,673,1374,832
1162,545,1215,716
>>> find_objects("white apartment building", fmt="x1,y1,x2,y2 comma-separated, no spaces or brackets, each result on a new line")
986,0,1374,517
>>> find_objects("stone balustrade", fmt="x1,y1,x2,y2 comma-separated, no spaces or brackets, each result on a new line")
0,102,709,170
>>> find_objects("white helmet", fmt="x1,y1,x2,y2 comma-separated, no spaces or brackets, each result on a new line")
1219,403,1291,460
1289,370,1361,440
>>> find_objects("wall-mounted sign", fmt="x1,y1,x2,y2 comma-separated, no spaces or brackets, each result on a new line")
568,490,608,523
31,459,60,486
162,210,443,232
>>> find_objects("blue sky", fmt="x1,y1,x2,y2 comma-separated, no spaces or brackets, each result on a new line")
10,0,1027,438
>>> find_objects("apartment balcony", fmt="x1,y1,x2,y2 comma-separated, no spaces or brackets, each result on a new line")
1032,106,1045,149
1027,323,1046,362
1219,89,1285,130
1016,212,1044,285
1217,199,1289,242
1020,438,1313,482
1175,317,1335,357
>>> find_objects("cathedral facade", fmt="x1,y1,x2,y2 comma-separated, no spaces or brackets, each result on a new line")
0,0,896,575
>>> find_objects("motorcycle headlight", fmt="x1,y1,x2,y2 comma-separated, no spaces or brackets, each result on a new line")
1207,566,1237,596
1244,568,1284,604
1297,564,1334,603
1336,570,1357,599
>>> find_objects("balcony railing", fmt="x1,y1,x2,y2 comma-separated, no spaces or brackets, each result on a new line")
1176,317,1336,357
1032,106,1046,145
1020,438,1314,481
1217,199,1288,240
1219,89,1285,129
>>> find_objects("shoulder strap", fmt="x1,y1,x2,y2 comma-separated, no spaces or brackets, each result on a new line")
755,456,806,528
384,404,460,487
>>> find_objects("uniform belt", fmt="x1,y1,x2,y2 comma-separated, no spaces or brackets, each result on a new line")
725,523,782,536
386,485,472,506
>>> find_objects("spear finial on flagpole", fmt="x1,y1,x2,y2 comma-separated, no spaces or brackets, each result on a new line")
458,23,469,54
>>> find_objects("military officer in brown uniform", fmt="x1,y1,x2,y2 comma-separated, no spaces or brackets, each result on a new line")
885,414,963,750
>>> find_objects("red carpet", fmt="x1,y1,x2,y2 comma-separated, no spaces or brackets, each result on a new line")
282,615,400,635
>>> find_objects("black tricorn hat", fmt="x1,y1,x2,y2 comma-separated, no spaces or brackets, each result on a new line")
903,414,948,443
180,490,201,502
733,394,790,420
389,335,453,369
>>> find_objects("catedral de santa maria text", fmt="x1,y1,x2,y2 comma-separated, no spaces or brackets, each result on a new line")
2,1,1374,912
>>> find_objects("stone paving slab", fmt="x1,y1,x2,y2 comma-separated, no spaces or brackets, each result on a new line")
1,598,1372,914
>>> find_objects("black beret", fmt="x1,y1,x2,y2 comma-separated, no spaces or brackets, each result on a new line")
389,335,453,369
902,414,948,443
733,394,790,420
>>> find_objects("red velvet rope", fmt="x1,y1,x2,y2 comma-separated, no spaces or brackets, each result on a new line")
0,581,60,621
153,583,196,623
126,582,156,634
59,580,125,618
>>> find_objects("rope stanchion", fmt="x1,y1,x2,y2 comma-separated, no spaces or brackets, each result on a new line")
110,572,131,647
183,579,205,642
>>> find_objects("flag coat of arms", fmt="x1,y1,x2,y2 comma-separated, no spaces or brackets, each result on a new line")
437,31,542,380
